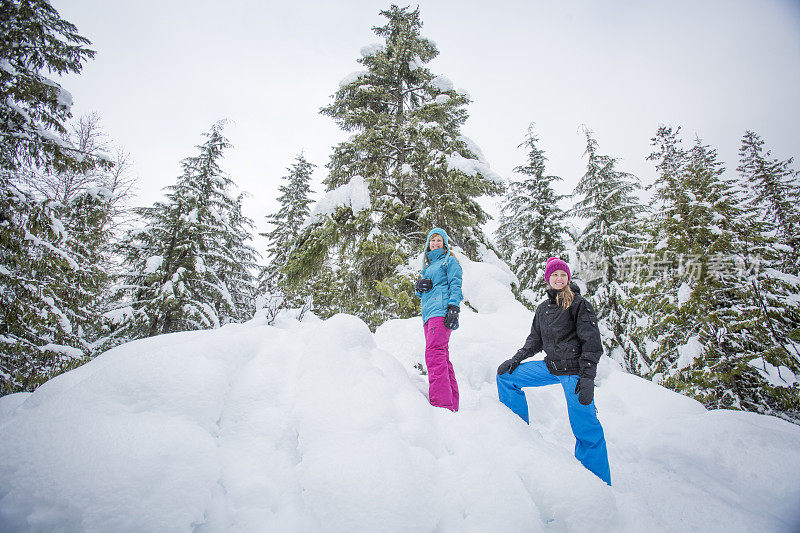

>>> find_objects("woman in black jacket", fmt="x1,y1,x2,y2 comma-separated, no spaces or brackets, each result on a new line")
496,257,611,485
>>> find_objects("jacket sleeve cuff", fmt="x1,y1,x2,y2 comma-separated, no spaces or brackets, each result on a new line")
578,357,599,378
579,352,601,364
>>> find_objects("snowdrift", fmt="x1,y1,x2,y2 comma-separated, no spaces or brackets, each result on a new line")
1,253,799,532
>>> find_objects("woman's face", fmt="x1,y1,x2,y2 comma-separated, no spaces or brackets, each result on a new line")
429,234,444,250
548,270,569,290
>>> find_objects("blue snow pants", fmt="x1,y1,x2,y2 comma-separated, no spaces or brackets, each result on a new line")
496,360,612,485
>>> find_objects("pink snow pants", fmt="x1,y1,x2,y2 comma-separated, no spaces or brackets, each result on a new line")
424,316,459,411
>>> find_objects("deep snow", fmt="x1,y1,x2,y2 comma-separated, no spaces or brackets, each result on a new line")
1,253,799,532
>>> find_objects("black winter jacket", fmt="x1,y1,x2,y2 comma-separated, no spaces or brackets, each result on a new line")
515,283,603,376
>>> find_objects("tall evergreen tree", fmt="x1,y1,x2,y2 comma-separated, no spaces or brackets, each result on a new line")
636,128,734,382
1,0,116,395
111,123,258,340
1,0,105,174
218,191,260,322
629,126,692,376
1,180,111,394
633,127,799,422
733,131,800,420
570,128,643,369
286,4,502,327
259,153,315,301
495,125,566,306
737,130,800,272
15,114,136,319
658,138,749,406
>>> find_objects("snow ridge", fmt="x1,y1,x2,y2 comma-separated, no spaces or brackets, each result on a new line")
1,255,799,532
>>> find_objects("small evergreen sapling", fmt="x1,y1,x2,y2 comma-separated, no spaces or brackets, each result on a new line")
496,125,567,306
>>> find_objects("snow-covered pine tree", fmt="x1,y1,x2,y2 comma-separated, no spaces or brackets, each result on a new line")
218,191,260,322
14,114,136,330
737,131,800,273
1,178,112,394
0,0,107,174
733,132,800,420
635,127,799,421
1,1,117,394
287,5,503,327
111,122,258,340
570,128,643,371
629,126,692,377
259,153,315,304
659,138,753,408
495,125,567,307
637,128,727,385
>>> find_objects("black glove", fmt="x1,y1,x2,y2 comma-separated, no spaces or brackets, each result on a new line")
497,356,521,375
443,305,459,329
497,357,519,376
575,377,595,405
415,278,433,293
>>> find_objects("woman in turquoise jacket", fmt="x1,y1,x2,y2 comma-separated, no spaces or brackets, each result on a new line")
414,228,463,411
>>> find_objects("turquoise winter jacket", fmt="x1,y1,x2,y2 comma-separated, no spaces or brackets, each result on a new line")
415,228,463,327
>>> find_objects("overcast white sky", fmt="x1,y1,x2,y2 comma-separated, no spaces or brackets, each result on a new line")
52,0,800,249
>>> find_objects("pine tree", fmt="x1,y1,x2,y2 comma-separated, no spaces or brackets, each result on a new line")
732,131,800,420
737,131,800,272
259,153,315,303
571,128,643,370
15,114,136,325
0,0,106,174
1,1,116,394
286,4,502,327
495,125,566,306
636,128,731,382
628,126,690,376
218,191,260,322
633,127,799,422
658,138,749,406
111,122,258,340
1,179,111,394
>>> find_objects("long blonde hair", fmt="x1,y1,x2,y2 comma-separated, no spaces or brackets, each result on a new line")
556,284,574,310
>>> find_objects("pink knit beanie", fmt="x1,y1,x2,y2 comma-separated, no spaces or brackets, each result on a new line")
544,257,571,282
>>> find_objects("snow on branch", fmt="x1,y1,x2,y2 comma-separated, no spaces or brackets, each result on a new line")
748,357,799,388
303,175,371,228
445,152,503,184
40,343,84,360
339,71,369,88
430,75,453,92
360,43,384,57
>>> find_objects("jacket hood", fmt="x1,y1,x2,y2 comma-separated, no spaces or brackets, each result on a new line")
426,228,449,251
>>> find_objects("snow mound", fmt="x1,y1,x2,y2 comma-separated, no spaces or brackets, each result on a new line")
2,257,799,532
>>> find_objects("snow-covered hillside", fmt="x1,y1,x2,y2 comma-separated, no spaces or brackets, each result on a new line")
1,253,799,532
